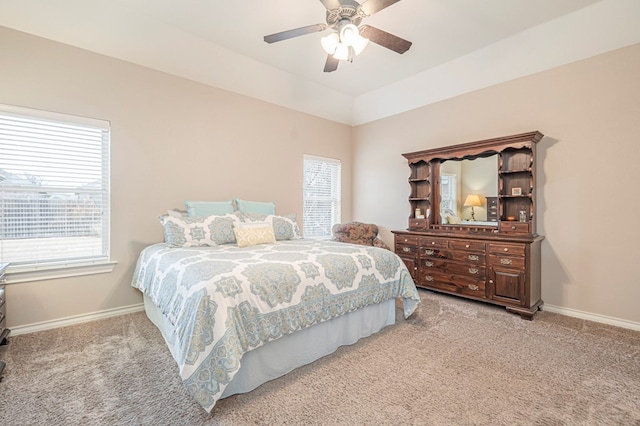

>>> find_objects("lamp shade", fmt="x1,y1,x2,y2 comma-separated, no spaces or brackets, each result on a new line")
463,194,482,207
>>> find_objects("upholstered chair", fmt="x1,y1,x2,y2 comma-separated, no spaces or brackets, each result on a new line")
331,222,390,250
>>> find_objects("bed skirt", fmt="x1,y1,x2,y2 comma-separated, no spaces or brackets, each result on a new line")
143,295,396,398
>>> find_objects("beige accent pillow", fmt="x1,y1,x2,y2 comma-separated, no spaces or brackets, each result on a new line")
233,225,276,248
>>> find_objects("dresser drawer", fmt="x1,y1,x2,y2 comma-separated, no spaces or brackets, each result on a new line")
489,255,525,269
449,239,486,252
396,244,418,256
419,237,448,249
420,247,448,258
488,243,525,257
419,257,448,270
447,262,486,278
499,222,530,234
408,218,428,230
420,270,486,296
396,235,419,246
420,248,486,264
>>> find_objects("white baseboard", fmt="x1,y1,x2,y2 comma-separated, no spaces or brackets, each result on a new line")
9,303,145,336
543,304,640,332
8,301,639,336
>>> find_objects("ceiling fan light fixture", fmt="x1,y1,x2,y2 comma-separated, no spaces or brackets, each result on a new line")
339,23,360,46
351,33,369,55
320,32,340,55
333,42,350,61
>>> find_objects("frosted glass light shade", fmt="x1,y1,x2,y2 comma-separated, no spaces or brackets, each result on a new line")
333,43,350,60
351,34,369,55
339,23,360,46
321,33,339,55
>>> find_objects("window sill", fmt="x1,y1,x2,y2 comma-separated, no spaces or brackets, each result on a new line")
5,260,118,284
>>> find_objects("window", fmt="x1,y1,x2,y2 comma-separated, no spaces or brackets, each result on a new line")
303,155,341,239
0,104,114,282
440,173,457,212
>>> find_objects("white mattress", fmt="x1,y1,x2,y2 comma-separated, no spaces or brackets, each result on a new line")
143,295,396,398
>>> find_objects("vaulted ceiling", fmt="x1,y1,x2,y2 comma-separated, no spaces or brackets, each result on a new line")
1,0,639,124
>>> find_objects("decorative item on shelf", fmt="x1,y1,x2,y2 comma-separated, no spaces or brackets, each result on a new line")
511,187,522,196
506,216,516,221
415,208,425,219
463,194,482,221
519,210,527,222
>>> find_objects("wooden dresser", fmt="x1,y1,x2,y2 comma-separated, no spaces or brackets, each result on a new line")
393,132,545,319
0,263,9,379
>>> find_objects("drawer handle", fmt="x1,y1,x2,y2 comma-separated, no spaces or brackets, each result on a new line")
425,275,434,282
468,255,479,261
511,226,516,230
503,248,509,252
468,268,479,275
468,284,479,291
465,244,470,248
424,249,435,255
402,247,411,253
500,258,513,265
425,261,434,267
431,241,437,245
404,238,409,242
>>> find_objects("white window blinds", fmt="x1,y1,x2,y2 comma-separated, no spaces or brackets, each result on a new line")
303,155,341,238
0,104,110,271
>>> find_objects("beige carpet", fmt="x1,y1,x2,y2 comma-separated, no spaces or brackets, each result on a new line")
0,290,639,425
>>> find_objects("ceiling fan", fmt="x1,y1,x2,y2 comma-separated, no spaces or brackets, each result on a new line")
264,0,412,72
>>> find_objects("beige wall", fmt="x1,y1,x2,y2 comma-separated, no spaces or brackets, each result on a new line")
0,27,352,328
353,43,640,324
2,24,640,329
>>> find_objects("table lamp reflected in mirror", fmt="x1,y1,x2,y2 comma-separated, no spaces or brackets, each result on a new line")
464,194,482,221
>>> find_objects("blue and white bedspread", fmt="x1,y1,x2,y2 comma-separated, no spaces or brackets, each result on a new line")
131,239,420,412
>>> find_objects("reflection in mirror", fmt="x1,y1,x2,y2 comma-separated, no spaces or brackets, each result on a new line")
440,156,498,225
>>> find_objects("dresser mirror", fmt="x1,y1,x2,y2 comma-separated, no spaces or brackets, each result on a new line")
439,155,498,226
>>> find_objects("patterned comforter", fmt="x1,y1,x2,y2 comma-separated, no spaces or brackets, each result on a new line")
131,239,420,412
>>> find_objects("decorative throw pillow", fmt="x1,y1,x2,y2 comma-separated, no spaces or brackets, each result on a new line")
234,198,276,215
239,212,302,241
158,214,216,247
184,200,235,217
207,213,243,245
234,225,276,248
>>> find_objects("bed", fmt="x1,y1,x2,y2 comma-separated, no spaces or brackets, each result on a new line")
131,214,420,412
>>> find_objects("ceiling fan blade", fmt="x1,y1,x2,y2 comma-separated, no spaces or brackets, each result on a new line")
360,0,401,16
319,0,342,10
264,23,327,43
324,55,339,73
360,25,412,54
